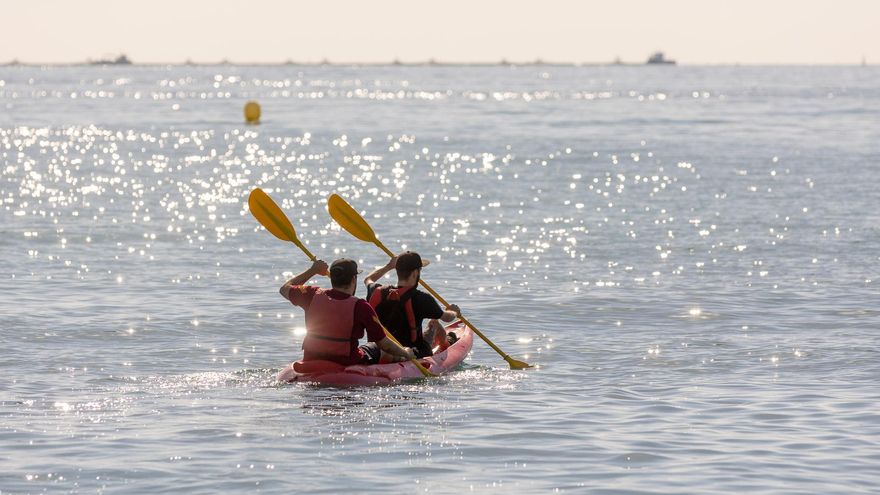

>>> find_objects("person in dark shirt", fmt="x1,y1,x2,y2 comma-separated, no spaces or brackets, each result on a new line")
280,258,415,366
364,251,460,357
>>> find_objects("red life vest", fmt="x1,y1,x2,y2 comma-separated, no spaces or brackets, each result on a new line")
301,290,358,363
368,285,418,346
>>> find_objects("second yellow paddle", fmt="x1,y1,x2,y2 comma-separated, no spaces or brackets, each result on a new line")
327,193,532,370
248,188,435,378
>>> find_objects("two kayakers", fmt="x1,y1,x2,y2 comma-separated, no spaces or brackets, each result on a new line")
280,258,416,365
364,251,461,357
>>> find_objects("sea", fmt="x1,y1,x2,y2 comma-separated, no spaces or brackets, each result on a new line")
1,64,878,494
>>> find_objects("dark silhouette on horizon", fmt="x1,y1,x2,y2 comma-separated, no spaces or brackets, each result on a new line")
646,52,676,65
89,54,132,65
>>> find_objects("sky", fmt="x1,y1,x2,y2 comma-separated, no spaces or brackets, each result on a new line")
3,0,878,64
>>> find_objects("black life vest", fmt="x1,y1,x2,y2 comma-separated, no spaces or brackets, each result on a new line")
368,285,419,347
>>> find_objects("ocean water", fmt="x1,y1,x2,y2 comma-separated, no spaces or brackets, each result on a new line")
1,64,879,494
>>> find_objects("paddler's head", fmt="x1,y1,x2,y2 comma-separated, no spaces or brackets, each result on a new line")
395,251,429,287
329,258,362,295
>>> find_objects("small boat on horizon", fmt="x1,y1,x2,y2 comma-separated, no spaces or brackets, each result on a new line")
90,54,132,65
646,52,676,65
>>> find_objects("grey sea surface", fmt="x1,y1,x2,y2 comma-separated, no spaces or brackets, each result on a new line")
1,65,879,493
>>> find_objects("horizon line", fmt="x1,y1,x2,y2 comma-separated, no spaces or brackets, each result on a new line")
1,59,874,68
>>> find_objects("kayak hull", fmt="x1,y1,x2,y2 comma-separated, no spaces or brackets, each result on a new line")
277,321,473,386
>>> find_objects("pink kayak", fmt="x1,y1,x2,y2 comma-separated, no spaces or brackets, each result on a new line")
277,321,473,386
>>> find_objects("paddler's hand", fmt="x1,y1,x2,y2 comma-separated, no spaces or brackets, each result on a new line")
311,259,329,276
446,303,461,318
402,347,417,360
385,256,398,269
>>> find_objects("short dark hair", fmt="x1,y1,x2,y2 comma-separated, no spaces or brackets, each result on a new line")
395,251,426,280
329,259,360,288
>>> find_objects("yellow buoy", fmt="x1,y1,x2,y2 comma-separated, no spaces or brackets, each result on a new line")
244,101,261,124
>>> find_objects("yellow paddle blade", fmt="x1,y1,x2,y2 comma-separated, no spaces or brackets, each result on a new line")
248,187,322,271
248,188,299,243
506,356,532,370
327,194,378,243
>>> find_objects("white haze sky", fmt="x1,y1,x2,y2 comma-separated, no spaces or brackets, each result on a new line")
3,0,878,64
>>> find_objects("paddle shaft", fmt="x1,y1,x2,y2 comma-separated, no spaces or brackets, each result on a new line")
377,325,435,377
372,242,522,365
325,192,530,368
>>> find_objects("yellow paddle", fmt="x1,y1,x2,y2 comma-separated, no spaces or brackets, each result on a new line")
327,193,533,370
248,188,435,378
248,187,321,264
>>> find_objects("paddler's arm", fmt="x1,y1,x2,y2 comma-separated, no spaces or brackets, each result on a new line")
363,256,398,287
360,303,415,362
377,336,417,362
421,293,459,323
279,259,328,299
439,304,461,323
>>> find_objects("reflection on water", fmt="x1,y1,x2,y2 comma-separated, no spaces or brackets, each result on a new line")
2,65,879,493
300,390,429,417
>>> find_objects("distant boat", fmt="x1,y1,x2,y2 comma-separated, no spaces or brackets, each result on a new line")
91,54,132,65
646,52,675,65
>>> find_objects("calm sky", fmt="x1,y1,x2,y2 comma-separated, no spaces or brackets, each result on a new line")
3,0,878,64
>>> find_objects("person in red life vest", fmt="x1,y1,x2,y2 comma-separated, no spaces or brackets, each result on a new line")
279,258,416,365
364,251,461,358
